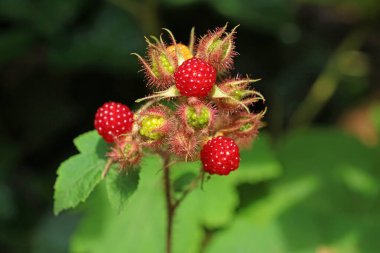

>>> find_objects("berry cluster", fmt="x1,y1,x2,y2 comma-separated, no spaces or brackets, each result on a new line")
94,25,265,175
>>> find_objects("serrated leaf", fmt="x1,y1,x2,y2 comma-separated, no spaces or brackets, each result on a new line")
54,130,109,215
54,154,105,215
106,167,139,213
70,155,166,253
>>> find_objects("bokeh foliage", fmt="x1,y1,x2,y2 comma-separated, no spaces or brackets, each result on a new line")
0,0,379,252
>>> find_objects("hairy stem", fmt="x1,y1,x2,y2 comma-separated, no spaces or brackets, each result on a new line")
162,155,203,253
163,154,174,253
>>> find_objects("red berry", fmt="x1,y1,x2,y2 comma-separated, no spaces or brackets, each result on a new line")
174,57,217,97
200,136,240,175
94,102,134,143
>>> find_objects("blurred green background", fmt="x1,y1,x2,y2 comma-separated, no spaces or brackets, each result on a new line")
1,0,380,252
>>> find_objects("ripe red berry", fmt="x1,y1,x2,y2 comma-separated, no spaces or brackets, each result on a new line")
94,102,134,143
174,57,217,97
200,136,240,175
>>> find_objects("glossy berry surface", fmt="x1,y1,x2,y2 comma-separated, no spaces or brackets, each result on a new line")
174,57,216,97
94,102,134,143
200,136,240,175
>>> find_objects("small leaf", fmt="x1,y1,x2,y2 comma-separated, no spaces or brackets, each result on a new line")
106,167,140,213
54,154,105,215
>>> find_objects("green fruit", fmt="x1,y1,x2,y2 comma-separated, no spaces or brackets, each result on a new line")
139,116,165,140
239,123,252,132
186,107,210,129
152,54,174,77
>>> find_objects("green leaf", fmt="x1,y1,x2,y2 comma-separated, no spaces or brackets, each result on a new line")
74,130,107,156
69,135,283,252
54,154,105,215
70,155,166,253
243,177,320,224
106,167,139,213
272,128,380,252
171,161,239,229
54,130,108,215
171,135,282,252
206,219,287,253
205,177,319,253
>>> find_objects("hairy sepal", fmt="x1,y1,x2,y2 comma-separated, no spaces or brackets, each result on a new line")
212,77,264,112
107,134,142,171
196,24,239,72
219,111,266,148
137,105,172,148
177,98,216,133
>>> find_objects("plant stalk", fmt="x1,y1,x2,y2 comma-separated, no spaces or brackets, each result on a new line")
163,154,174,253
162,154,202,253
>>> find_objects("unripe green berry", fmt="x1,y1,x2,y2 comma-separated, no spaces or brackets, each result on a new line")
239,123,252,132
152,54,174,77
186,107,210,129
139,116,165,140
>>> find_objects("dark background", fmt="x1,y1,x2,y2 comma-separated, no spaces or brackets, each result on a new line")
1,0,379,252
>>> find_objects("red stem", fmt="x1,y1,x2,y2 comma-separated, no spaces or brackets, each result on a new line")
163,154,174,253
